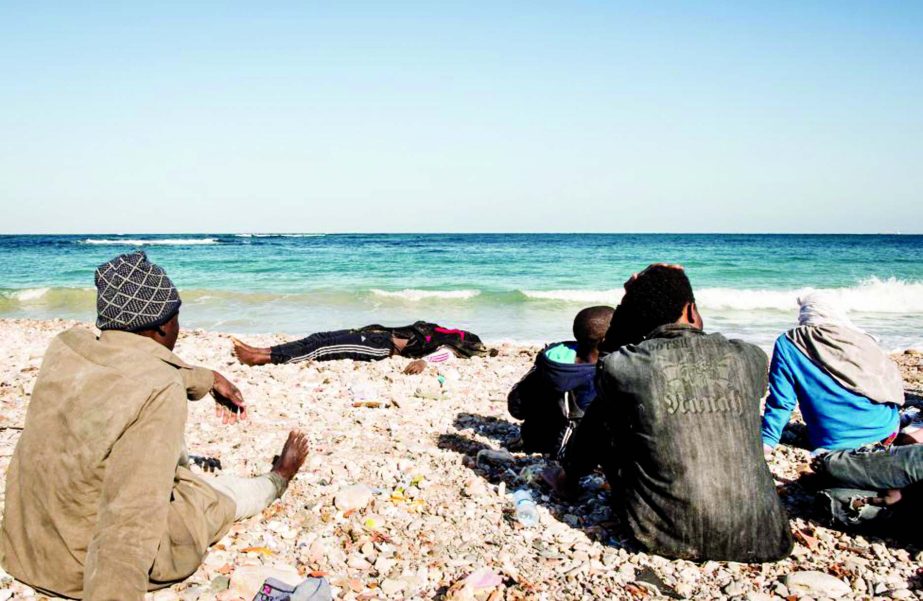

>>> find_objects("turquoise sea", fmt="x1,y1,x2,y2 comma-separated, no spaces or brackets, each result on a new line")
1,234,921,351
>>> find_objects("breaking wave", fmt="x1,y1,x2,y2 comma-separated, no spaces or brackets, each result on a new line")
370,289,482,301
5,287,51,301
3,278,922,316
522,278,923,314
0,287,95,311
521,289,623,303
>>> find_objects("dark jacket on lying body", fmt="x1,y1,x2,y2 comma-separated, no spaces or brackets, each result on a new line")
508,342,597,456
358,321,487,358
562,324,793,562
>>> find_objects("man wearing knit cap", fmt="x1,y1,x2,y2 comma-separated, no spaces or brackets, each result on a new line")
0,251,310,600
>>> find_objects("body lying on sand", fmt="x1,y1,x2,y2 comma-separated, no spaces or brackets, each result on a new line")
0,252,919,600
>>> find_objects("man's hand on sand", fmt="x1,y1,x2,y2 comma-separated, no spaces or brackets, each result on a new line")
403,359,427,375
212,370,247,424
271,430,310,483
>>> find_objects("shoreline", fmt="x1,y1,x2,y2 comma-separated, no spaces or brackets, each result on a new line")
0,318,920,599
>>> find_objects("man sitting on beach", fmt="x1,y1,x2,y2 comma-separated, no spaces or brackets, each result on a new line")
761,292,921,537
233,321,490,374
545,264,793,562
507,305,614,456
0,251,309,600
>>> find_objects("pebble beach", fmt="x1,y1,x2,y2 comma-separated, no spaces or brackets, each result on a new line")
0,318,920,600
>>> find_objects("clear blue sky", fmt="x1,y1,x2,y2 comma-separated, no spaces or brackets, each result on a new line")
1,2,921,233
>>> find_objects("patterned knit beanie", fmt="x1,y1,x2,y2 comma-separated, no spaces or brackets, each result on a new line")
94,251,182,331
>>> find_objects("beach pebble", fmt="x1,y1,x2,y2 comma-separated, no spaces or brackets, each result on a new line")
229,564,301,599
464,567,502,590
462,477,488,498
674,582,693,598
181,586,205,601
783,571,851,598
379,578,405,596
745,593,777,601
334,484,374,511
209,576,230,592
475,449,514,466
724,582,747,596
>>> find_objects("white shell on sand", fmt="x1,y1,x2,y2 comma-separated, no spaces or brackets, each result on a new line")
784,570,852,598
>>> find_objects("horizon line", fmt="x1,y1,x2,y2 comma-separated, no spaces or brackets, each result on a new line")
1,231,921,237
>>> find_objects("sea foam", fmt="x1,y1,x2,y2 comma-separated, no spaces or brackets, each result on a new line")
370,289,482,301
521,289,624,303
6,288,51,301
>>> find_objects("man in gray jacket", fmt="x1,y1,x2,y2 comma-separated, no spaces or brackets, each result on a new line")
547,265,793,562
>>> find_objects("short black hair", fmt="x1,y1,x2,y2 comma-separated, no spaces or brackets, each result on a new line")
572,305,614,347
601,265,695,352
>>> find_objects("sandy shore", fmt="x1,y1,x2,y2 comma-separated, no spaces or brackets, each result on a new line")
0,318,920,600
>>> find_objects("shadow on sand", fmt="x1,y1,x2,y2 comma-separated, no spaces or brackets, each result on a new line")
441,411,922,561
439,412,633,551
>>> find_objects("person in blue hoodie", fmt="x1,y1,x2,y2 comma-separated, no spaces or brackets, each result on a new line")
761,292,920,537
761,292,904,454
507,305,614,457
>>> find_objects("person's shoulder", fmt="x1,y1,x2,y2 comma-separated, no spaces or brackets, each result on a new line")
52,325,97,348
45,329,182,410
600,341,646,374
94,336,186,394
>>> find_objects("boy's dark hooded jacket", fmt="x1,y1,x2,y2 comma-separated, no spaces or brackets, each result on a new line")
508,342,597,456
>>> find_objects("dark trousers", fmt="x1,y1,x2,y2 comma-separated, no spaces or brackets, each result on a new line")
270,330,393,364
814,443,922,536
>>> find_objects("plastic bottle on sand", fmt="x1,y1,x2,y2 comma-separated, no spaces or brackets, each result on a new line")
512,489,539,527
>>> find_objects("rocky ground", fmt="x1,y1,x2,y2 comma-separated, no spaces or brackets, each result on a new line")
0,318,920,600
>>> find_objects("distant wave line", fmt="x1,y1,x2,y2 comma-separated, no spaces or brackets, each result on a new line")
81,238,220,246
234,233,325,238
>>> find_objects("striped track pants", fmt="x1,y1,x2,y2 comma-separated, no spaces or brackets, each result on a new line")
270,329,394,364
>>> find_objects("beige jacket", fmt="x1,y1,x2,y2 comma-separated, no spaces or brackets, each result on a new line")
0,328,236,600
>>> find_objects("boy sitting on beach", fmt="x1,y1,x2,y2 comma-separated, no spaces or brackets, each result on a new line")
0,252,310,600
507,306,614,457
545,265,793,562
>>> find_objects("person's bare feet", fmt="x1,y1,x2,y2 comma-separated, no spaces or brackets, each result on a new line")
231,337,272,366
271,430,309,483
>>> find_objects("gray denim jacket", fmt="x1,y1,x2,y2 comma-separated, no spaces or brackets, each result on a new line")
563,324,793,562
